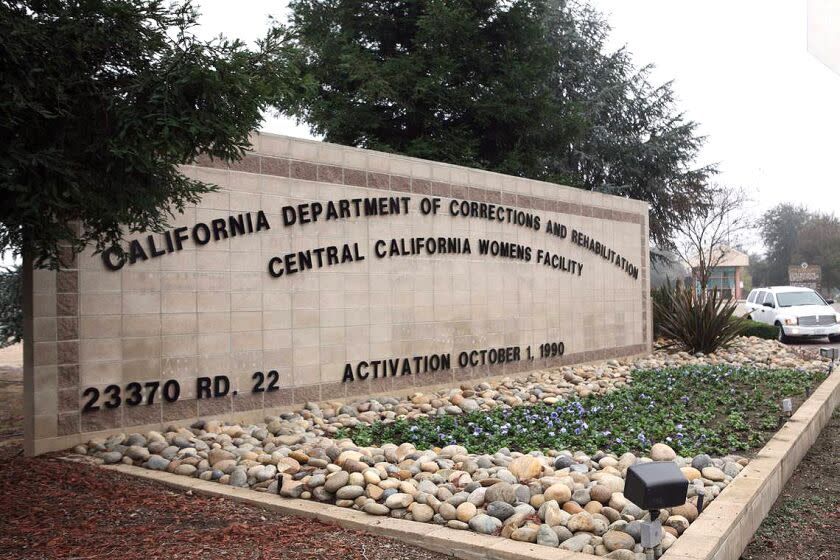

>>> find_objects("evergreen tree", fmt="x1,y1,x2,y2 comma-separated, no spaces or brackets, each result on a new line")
1,0,305,267
758,204,812,285
285,0,714,248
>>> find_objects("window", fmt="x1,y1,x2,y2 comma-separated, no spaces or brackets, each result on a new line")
747,290,756,303
777,290,826,307
762,292,776,306
754,290,765,304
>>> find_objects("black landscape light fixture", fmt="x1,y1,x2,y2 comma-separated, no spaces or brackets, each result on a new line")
820,347,838,374
625,462,689,559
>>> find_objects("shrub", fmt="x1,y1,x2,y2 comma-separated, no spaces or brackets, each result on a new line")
651,284,674,338
0,265,23,348
740,319,778,340
654,283,746,353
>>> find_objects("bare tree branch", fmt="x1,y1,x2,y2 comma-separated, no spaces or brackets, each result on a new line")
671,185,752,295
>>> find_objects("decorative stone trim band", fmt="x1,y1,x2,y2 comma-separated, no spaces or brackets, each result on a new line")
195,153,646,226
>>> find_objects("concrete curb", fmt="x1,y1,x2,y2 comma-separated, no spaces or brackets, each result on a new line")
98,366,840,560
663,365,840,560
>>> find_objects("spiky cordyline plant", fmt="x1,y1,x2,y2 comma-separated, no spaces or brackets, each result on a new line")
655,282,746,354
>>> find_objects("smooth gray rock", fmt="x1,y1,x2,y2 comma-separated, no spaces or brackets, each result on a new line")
229,468,248,487
485,482,516,504
621,502,644,520
723,461,742,478
514,484,531,504
160,446,179,460
385,493,413,509
552,526,573,542
572,488,591,505
487,501,516,521
561,533,593,552
324,471,349,493
554,455,573,470
146,455,170,471
536,524,560,547
469,514,502,535
691,454,712,470
308,474,326,488
363,503,390,516
460,399,480,413
335,485,365,500
100,451,123,464
622,520,642,542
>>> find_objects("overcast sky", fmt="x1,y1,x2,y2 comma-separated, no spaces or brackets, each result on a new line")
195,0,840,236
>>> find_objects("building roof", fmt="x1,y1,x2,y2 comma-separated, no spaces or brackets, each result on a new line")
689,245,750,268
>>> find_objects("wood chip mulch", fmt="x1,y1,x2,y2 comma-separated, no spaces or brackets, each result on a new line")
0,445,450,560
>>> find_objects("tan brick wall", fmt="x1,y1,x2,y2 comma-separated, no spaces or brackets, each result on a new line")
24,133,650,455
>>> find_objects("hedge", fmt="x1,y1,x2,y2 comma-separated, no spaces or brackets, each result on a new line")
739,319,778,340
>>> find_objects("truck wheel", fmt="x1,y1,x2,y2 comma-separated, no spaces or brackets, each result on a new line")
776,323,791,344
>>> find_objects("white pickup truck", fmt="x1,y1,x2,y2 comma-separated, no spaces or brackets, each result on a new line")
745,286,840,343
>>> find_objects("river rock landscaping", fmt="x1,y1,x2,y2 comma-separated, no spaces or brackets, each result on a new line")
73,338,830,559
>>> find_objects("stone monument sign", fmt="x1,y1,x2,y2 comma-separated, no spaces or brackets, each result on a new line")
23,133,651,455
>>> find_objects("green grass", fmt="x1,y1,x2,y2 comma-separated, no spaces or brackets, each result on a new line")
340,365,827,457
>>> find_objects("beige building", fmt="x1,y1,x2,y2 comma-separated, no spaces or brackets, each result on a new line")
689,245,750,300
23,133,651,455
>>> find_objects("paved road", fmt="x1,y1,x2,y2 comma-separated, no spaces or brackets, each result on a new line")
787,337,840,353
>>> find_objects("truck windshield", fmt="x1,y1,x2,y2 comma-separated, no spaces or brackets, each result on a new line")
776,291,826,307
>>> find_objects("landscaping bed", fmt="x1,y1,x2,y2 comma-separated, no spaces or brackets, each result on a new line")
0,444,448,560
342,365,826,457
70,339,832,559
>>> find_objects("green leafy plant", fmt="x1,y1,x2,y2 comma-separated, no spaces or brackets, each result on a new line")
341,365,825,457
739,319,778,340
0,264,23,348
655,283,746,353
651,284,675,338
1,0,308,267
